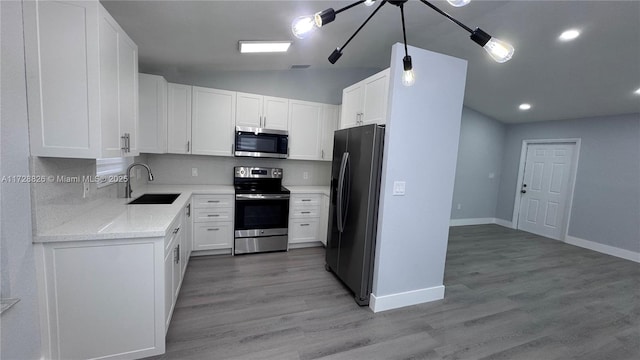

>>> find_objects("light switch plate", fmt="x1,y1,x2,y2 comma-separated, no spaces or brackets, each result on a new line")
393,181,406,196
191,168,198,177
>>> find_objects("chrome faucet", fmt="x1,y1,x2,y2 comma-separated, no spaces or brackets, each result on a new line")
124,163,154,198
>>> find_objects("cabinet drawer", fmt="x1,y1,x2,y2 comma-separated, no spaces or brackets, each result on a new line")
193,222,233,251
165,215,184,253
291,194,321,207
192,195,234,208
193,207,233,223
290,207,320,218
289,219,319,244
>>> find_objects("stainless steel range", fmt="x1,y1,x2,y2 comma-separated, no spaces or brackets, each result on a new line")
234,166,290,254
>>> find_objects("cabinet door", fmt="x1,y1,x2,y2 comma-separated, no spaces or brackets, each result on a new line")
98,9,123,158
23,0,101,158
167,83,192,154
118,33,139,156
138,73,168,153
321,104,339,161
263,96,289,130
288,100,322,160
192,86,236,156
340,84,363,129
235,92,262,128
362,69,390,125
193,222,233,251
164,247,174,330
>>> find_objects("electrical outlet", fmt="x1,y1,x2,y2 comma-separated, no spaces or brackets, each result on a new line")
303,171,309,180
83,182,90,198
457,203,462,210
488,172,495,179
392,181,406,196
192,168,198,177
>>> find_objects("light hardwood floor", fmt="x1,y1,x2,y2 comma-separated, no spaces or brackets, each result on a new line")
147,225,639,359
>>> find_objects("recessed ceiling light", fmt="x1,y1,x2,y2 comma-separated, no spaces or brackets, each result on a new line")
559,29,580,41
519,103,532,111
239,41,291,53
634,87,640,95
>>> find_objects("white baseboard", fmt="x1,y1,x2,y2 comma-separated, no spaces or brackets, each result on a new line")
450,218,495,226
449,217,513,229
493,218,513,228
369,285,445,313
565,235,640,263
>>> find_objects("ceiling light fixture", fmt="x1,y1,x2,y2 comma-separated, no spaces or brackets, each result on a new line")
634,87,640,95
291,0,514,86
559,29,580,41
239,41,291,53
519,103,532,110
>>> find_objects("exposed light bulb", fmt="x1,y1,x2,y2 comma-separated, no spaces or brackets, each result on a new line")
402,69,416,87
291,15,316,39
559,29,580,41
364,0,376,6
483,37,514,63
447,0,471,7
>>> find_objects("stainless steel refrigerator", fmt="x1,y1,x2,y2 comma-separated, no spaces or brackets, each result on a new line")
325,124,385,306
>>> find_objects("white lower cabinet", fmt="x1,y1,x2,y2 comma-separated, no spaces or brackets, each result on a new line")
192,195,234,253
288,193,324,247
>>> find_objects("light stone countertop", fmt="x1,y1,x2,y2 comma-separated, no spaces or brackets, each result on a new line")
286,186,330,196
34,185,234,243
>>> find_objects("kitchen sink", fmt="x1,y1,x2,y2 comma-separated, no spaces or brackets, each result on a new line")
128,193,180,205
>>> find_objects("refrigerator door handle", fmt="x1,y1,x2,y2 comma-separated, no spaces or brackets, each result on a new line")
341,153,351,232
337,152,349,233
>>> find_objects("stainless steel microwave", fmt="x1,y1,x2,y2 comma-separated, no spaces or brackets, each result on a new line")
234,127,288,159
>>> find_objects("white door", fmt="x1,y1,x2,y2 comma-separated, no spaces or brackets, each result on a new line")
518,143,575,240
235,92,262,128
191,86,236,156
263,96,289,130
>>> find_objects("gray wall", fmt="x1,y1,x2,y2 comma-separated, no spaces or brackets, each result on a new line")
1,1,42,357
451,108,506,219
140,66,380,105
146,154,331,186
373,44,467,297
496,113,640,252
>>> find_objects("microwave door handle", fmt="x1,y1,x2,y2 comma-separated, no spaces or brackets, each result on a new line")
336,152,348,233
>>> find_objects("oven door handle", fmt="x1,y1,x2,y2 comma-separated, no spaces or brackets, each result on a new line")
337,152,349,233
235,194,290,200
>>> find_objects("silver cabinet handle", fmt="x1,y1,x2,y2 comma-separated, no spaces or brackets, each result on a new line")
207,200,220,203
301,211,311,214
300,223,310,227
207,228,220,231
186,141,190,153
207,214,220,217
186,203,191,217
173,227,180,234
301,199,311,202
321,149,324,159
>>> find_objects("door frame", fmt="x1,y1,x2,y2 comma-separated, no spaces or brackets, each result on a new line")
511,138,581,241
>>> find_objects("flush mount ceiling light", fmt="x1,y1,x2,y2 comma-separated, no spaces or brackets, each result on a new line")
559,29,581,41
239,41,291,53
519,103,532,110
291,0,514,87
634,87,640,95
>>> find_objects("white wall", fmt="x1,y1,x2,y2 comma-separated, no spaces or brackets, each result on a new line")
146,154,331,186
371,44,467,311
1,1,42,357
451,108,506,220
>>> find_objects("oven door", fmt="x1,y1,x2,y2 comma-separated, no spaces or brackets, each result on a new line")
234,194,289,237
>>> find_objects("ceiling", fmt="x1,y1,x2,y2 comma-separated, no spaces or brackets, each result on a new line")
101,0,640,123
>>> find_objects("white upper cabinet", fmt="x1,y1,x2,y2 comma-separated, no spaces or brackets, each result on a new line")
23,0,138,158
340,68,390,129
288,100,323,160
236,92,289,130
138,73,168,154
191,86,236,156
167,83,192,154
321,104,339,161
